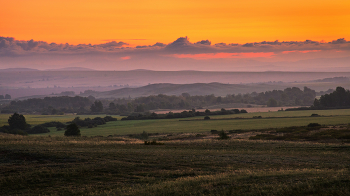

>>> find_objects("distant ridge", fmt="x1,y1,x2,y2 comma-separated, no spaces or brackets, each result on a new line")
310,77,349,83
45,67,96,71
80,82,288,98
129,69,154,72
0,68,39,72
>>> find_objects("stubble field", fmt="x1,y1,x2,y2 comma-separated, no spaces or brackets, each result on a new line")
1,109,350,195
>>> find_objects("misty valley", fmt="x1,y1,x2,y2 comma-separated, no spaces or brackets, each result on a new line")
1,70,350,195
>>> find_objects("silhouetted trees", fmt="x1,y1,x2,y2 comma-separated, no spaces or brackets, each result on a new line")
0,87,317,115
1,96,92,114
267,98,278,107
64,123,81,136
314,86,350,108
8,112,28,130
121,108,247,120
0,113,30,135
90,101,103,113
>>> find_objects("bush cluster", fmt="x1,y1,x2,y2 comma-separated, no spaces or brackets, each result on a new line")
69,116,117,127
122,109,247,120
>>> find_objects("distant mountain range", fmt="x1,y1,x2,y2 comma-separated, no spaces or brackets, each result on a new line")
80,82,291,98
0,68,39,72
45,67,96,71
0,67,95,72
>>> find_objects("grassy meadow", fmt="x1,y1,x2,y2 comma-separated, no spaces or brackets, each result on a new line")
1,109,350,195
2,109,350,136
0,134,349,195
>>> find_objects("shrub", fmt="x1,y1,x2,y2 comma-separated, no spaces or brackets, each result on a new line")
104,116,117,122
64,123,81,136
8,129,28,135
211,130,218,134
144,140,164,145
218,130,229,140
204,116,210,120
311,114,319,117
27,125,50,134
40,121,66,128
240,109,248,113
141,131,149,139
308,123,321,127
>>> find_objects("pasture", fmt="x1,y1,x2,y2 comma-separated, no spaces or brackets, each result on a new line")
2,109,350,136
0,134,349,195
1,109,350,195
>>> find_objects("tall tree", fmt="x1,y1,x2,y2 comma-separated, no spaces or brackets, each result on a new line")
91,101,103,112
8,113,28,130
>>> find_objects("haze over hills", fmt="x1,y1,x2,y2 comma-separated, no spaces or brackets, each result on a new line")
0,68,39,72
79,83,288,98
2,70,350,88
2,69,350,99
45,67,96,71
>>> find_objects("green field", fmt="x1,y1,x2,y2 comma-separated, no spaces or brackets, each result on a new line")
2,109,350,136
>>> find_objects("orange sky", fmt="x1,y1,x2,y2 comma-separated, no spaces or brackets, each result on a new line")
1,0,349,46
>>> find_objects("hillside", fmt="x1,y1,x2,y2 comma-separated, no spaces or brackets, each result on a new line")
80,82,291,98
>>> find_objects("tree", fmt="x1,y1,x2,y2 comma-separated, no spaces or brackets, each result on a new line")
8,113,28,130
181,92,190,98
267,98,278,107
109,102,116,110
0,95,4,99
5,94,11,99
91,101,103,113
135,104,145,112
64,123,81,136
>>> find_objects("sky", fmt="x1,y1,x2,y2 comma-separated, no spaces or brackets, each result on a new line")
1,0,350,71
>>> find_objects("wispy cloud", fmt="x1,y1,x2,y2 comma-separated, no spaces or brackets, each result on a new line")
171,52,275,60
1,36,350,71
1,36,349,57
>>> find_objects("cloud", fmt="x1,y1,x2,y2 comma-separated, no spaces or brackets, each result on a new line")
135,42,166,49
97,41,128,48
282,50,321,54
0,36,130,56
171,52,275,60
1,36,350,59
152,42,166,47
195,40,211,45
121,56,131,60
165,36,192,50
330,38,349,44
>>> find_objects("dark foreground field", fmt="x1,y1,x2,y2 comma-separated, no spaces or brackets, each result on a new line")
1,134,349,195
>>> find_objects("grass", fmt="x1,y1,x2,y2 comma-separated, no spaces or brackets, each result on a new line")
0,134,349,195
0,114,120,127
2,109,350,136
41,115,350,136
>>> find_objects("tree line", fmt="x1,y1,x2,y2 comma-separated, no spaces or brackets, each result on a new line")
286,87,350,111
0,112,117,135
121,108,248,120
0,94,11,99
0,86,316,115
